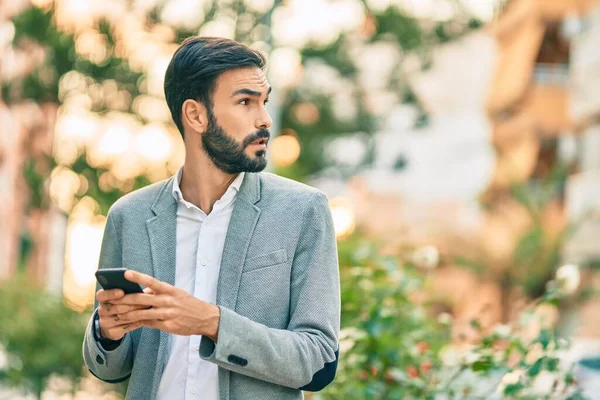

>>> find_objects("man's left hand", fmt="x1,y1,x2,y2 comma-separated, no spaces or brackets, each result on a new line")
112,270,220,341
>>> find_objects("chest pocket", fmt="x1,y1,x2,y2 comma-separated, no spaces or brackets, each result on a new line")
242,249,288,273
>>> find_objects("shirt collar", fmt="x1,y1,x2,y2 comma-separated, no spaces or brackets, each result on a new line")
171,166,245,206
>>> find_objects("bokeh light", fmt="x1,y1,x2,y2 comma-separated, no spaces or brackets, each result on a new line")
63,199,106,309
329,196,356,239
270,133,301,167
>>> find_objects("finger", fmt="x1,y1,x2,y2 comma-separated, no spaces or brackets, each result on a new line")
119,307,164,323
99,315,134,332
96,288,125,303
97,304,112,318
100,312,143,328
98,303,149,317
141,288,156,306
121,304,152,312
112,293,168,307
125,270,173,294
97,304,116,318
102,322,142,339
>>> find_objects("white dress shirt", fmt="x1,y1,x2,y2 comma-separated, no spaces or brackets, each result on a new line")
155,167,245,400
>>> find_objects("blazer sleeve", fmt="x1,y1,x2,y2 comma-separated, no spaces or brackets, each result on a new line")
82,208,134,383
199,192,341,391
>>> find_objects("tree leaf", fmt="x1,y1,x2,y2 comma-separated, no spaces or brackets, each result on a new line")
538,329,551,349
528,358,543,377
504,382,525,396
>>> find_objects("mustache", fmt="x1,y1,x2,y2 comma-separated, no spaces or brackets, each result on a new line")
242,129,271,148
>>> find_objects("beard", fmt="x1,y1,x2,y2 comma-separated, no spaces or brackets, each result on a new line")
201,111,270,174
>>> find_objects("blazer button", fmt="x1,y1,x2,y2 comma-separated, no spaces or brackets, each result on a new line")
96,355,105,365
228,355,248,367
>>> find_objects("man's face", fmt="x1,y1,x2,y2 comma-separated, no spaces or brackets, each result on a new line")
202,67,273,174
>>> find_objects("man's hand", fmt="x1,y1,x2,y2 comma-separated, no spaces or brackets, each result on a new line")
111,270,221,341
96,288,151,340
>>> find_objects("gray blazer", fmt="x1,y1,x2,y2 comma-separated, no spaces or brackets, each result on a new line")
82,172,340,400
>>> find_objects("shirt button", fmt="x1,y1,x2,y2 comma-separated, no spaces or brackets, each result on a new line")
191,388,197,394
201,260,207,266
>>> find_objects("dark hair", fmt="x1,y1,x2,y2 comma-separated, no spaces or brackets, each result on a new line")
164,36,267,137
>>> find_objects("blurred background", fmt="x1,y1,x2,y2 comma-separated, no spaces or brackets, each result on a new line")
1,0,600,398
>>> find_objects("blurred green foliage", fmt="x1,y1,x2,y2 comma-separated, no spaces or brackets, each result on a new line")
7,7,143,105
319,235,588,399
324,235,451,398
507,165,574,298
0,274,89,399
8,1,483,198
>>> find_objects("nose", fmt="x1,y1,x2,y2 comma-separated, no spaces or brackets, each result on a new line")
256,107,273,130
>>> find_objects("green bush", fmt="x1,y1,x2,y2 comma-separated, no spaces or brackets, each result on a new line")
318,235,588,400
0,274,89,399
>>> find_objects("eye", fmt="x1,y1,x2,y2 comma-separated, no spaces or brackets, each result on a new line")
239,99,249,105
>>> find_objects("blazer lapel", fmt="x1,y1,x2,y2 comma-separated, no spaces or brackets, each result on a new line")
216,172,261,400
146,177,178,292
146,176,177,397
216,172,261,309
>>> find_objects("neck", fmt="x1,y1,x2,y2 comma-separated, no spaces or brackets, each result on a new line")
180,152,238,215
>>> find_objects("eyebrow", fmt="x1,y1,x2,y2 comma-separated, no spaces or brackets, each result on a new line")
231,86,272,98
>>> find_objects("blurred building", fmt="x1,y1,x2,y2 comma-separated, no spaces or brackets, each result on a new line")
487,0,600,264
0,3,67,291
487,0,600,335
0,100,67,292
338,0,600,329
0,101,22,282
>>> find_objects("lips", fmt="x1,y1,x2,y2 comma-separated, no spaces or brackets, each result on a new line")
252,138,269,146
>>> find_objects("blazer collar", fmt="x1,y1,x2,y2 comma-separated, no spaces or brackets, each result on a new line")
237,171,261,205
150,171,261,216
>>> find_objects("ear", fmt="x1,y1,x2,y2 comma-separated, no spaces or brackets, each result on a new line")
181,99,208,135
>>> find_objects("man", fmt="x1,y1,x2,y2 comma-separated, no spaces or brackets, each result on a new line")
82,37,340,400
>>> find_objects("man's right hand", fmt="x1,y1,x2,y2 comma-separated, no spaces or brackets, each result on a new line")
96,288,151,340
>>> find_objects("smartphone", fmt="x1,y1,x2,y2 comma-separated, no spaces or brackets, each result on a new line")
95,268,144,294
